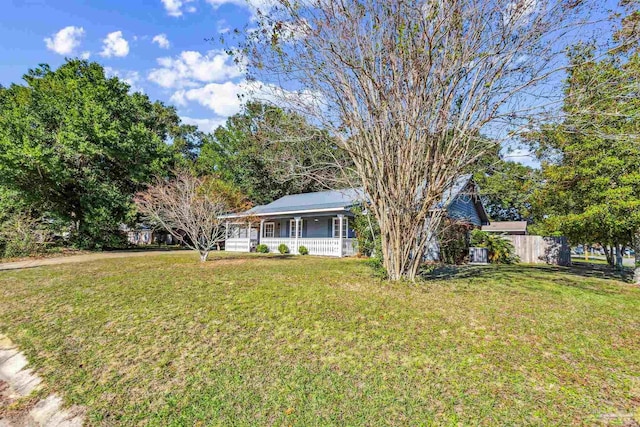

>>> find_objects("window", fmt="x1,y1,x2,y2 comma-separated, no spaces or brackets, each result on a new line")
289,219,303,238
332,217,348,238
264,222,275,238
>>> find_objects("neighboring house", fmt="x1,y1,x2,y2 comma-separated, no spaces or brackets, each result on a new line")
122,224,176,246
481,221,528,235
222,174,489,258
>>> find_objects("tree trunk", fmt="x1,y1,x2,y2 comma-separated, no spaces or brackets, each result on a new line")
634,232,640,285
615,244,623,270
602,244,613,267
199,251,209,262
378,214,429,281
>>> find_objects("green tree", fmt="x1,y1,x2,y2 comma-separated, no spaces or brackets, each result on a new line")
0,60,176,247
473,147,541,223
529,49,640,270
197,102,350,205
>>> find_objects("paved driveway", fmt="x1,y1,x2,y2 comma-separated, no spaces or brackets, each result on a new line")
0,250,189,271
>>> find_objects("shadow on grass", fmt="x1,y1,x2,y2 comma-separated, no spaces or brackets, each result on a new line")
105,246,191,253
422,262,635,284
206,253,298,263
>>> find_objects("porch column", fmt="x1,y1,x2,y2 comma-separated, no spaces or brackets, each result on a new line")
247,222,251,252
259,219,265,242
338,214,344,258
294,216,301,254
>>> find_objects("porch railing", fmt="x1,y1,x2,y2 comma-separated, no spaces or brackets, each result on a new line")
261,238,356,257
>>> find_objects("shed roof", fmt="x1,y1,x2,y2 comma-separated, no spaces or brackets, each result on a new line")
481,221,528,233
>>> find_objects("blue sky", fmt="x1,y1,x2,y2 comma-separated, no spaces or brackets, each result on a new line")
1,0,622,168
0,0,264,133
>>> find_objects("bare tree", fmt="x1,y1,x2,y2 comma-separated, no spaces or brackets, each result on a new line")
135,171,250,262
237,0,620,280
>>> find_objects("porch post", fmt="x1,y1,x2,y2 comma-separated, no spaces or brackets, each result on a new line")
338,214,344,258
247,222,251,252
259,219,264,242
294,216,301,254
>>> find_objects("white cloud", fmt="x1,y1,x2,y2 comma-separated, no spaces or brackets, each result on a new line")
80,51,91,60
152,34,170,49
44,26,85,55
205,0,273,11
503,147,540,168
161,0,196,17
148,50,243,89
504,0,538,28
171,81,243,116
105,67,144,93
181,116,227,133
170,79,320,117
100,31,130,58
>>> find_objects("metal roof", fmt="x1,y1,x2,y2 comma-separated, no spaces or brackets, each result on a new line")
481,221,528,233
229,188,364,217
225,175,488,220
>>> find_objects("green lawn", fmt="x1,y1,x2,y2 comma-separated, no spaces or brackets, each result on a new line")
1,253,639,426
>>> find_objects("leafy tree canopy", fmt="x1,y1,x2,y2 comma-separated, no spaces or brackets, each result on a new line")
0,60,179,247
473,146,541,223
528,48,640,254
196,102,351,205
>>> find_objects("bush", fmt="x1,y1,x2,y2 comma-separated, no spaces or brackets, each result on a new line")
439,220,474,264
0,212,47,258
278,243,289,254
352,205,381,257
298,245,309,255
256,244,269,253
470,229,518,264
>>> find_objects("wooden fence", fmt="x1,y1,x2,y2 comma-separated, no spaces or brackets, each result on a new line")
502,235,571,266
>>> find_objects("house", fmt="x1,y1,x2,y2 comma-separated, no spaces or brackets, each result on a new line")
481,221,528,235
121,224,177,246
222,174,489,257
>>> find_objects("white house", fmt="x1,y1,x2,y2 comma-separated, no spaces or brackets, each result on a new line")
222,175,489,258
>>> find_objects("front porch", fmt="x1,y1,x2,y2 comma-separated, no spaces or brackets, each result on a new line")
225,213,357,257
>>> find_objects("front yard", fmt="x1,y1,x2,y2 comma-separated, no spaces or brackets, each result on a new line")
0,253,639,425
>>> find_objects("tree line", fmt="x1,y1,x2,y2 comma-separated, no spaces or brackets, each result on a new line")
1,0,638,283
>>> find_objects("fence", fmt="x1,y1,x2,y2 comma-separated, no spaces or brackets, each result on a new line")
502,235,571,266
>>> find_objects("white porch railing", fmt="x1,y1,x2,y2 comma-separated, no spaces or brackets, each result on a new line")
260,238,356,257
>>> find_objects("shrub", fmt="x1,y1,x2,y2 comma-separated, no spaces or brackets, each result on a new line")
351,205,381,257
439,220,474,264
256,244,269,253
298,245,309,255
470,229,518,264
0,212,47,258
278,243,289,254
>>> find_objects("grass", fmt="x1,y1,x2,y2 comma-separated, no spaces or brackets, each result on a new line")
0,253,639,426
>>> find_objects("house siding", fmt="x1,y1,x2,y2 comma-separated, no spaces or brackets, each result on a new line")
266,216,354,239
305,218,330,238
447,195,482,226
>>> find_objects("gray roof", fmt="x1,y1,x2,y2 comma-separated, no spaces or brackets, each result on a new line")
238,188,364,216
226,174,487,220
438,174,473,207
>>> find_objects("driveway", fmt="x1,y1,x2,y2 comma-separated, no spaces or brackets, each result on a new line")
0,250,190,271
